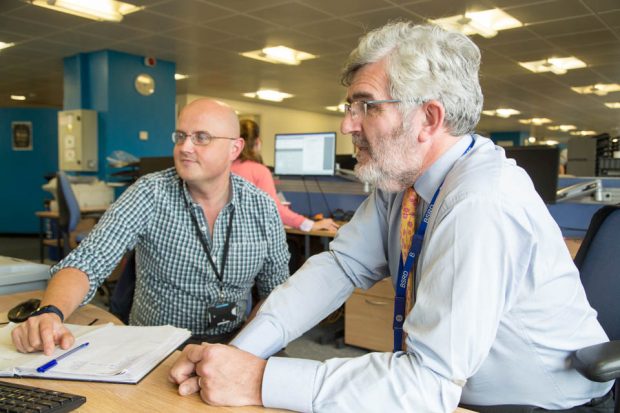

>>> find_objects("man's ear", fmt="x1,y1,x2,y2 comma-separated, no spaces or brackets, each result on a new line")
230,138,245,161
419,100,445,141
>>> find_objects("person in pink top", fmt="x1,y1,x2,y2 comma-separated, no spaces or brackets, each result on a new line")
232,119,339,232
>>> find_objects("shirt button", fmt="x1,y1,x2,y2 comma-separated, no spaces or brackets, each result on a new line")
200,226,206,232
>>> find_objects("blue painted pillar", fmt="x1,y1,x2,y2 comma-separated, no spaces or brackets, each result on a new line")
489,130,529,147
63,50,176,181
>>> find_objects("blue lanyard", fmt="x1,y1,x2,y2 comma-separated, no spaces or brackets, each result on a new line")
393,136,476,352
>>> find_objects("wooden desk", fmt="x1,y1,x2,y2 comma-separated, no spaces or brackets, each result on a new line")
0,291,474,413
284,226,338,260
36,207,107,263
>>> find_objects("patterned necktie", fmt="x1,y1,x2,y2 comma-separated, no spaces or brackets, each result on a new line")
400,186,418,349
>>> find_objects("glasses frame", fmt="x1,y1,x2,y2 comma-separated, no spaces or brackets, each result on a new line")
344,99,401,119
171,130,238,146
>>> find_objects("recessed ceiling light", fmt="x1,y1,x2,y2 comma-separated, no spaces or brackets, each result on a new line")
570,130,597,136
519,118,552,125
10,95,26,101
482,108,520,118
528,136,536,143
29,0,142,22
548,124,577,132
174,73,188,80
571,83,620,96
241,45,316,65
519,57,586,75
604,102,620,109
325,104,346,112
243,89,293,102
0,41,15,51
430,8,522,38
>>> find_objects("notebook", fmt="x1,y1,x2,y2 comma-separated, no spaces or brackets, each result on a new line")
0,323,190,384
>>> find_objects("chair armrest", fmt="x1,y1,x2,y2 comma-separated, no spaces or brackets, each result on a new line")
571,340,620,382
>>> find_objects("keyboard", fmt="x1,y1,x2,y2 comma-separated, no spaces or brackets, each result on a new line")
0,380,86,413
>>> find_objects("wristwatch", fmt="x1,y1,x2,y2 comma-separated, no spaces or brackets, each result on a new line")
31,305,65,322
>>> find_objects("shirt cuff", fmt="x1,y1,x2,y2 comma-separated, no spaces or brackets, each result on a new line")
299,219,314,232
262,356,320,413
229,315,284,359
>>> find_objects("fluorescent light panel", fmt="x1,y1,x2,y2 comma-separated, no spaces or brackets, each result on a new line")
174,73,188,80
519,57,586,75
548,124,577,132
482,108,520,118
604,102,620,109
0,41,15,51
519,118,552,125
243,89,293,102
10,95,26,101
326,104,346,112
241,45,316,66
430,8,522,38
570,130,597,136
571,83,620,96
29,0,142,22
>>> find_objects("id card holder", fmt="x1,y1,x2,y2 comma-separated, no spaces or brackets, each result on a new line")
207,302,238,328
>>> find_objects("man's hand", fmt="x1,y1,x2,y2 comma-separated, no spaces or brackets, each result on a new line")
11,313,74,355
169,343,266,407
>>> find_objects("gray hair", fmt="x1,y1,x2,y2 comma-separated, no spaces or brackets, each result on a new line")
341,22,483,136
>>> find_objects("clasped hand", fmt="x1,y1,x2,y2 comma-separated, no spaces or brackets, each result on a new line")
168,343,266,407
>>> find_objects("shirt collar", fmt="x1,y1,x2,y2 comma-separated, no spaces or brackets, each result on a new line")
414,134,474,203
180,174,238,211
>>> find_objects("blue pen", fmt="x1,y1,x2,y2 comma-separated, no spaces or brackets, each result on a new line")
36,342,90,373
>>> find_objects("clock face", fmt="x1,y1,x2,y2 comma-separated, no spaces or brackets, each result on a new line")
135,73,155,96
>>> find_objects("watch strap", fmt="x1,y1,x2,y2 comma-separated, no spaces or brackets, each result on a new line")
32,305,65,322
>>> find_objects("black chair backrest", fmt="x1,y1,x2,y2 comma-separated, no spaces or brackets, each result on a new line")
574,204,620,341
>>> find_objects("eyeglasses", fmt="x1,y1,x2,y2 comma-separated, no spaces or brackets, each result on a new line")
343,99,401,120
171,131,237,146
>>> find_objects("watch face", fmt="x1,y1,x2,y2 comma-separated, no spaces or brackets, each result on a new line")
135,73,155,96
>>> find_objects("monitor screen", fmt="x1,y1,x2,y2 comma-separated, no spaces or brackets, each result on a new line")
504,145,559,204
274,132,336,176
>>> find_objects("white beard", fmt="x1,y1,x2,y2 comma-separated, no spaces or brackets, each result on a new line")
353,124,423,193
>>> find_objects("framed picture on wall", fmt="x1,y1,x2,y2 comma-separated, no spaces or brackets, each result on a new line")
12,121,33,151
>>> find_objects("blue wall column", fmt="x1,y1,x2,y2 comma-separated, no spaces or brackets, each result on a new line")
63,50,176,182
0,108,59,233
489,130,530,146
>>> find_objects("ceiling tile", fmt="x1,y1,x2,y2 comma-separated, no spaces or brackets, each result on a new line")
207,15,277,36
44,30,116,51
251,3,331,26
297,19,365,40
598,10,620,27
344,7,423,31
304,0,392,17
76,22,150,42
403,0,498,20
120,10,186,32
202,0,291,13
163,25,234,45
547,29,618,48
580,0,620,13
506,0,592,24
147,0,234,23
6,3,92,29
0,15,60,37
527,15,604,37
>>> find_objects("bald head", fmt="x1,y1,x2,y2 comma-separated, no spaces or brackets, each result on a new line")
179,98,240,139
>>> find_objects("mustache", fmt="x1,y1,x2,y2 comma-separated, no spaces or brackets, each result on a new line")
352,133,368,148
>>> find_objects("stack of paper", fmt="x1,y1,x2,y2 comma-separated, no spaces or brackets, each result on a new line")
0,323,191,383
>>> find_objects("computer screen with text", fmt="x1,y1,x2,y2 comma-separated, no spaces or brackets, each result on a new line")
274,132,336,176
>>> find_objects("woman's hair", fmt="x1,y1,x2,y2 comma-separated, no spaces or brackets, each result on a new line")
238,119,263,163
341,22,483,136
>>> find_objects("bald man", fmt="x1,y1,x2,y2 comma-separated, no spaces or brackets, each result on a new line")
12,99,290,355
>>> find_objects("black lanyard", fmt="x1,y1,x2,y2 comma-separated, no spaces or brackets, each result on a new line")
181,181,234,282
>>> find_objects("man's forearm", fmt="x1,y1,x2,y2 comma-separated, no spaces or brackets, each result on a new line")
41,267,91,320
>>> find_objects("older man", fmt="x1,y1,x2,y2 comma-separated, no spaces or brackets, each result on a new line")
12,98,289,355
169,24,613,412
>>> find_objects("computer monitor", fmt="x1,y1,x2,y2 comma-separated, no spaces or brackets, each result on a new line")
504,145,559,204
274,132,336,176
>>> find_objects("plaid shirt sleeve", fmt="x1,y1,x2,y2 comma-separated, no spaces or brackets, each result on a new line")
51,176,156,303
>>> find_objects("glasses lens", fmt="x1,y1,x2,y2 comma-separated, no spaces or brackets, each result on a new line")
193,131,212,146
172,131,185,144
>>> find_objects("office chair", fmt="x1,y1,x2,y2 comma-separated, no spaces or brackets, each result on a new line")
56,171,83,258
570,204,620,412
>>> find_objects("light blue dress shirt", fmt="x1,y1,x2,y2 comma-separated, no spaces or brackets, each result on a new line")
231,136,612,412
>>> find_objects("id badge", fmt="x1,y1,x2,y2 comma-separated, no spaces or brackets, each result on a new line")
207,302,238,328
